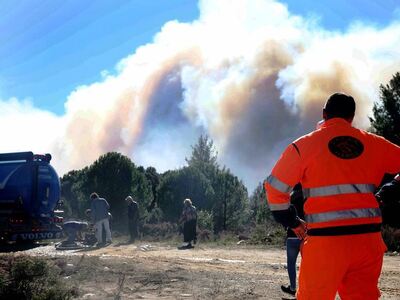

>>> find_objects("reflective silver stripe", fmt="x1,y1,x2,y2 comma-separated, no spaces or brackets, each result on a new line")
305,208,382,224
266,175,293,194
303,183,375,198
269,203,290,211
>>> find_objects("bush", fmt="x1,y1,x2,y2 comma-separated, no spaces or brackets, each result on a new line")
250,222,286,246
141,222,178,240
212,231,238,246
144,207,164,224
382,225,400,252
0,256,77,300
197,210,213,231
197,229,212,242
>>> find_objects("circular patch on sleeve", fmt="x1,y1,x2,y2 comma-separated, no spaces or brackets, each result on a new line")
328,136,364,159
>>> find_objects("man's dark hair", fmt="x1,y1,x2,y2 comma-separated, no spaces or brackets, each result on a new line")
90,192,99,200
323,93,356,120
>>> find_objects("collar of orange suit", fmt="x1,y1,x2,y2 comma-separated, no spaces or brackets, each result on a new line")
320,117,352,129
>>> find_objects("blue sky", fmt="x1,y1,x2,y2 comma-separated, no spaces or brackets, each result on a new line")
0,0,399,115
0,0,199,113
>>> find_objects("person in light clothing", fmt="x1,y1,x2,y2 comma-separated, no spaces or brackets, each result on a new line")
90,192,112,245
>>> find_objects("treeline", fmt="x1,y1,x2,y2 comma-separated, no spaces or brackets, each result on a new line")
61,135,270,237
61,72,400,247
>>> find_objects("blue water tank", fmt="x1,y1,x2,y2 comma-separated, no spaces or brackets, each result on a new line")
0,152,60,217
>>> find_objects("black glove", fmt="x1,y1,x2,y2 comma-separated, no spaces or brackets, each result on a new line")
271,204,300,229
376,179,400,206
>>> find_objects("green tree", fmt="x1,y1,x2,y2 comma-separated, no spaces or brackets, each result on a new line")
249,182,273,224
212,168,249,232
144,166,160,210
85,152,136,220
160,135,250,233
61,167,89,218
60,171,79,217
186,134,218,171
369,72,400,145
132,166,154,219
61,152,153,229
157,167,215,221
157,135,220,223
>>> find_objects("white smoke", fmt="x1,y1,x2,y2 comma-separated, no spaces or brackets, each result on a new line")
0,98,64,155
1,0,400,191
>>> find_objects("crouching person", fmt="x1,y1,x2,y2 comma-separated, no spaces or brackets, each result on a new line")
90,192,112,246
178,198,197,250
63,221,88,244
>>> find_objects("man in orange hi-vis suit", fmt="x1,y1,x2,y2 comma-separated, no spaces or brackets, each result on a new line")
264,93,400,300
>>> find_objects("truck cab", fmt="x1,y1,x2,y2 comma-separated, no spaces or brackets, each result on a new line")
0,152,63,242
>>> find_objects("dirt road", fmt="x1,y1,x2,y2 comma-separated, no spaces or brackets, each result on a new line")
6,242,400,299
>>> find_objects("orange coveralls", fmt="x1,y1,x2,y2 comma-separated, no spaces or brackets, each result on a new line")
265,118,400,300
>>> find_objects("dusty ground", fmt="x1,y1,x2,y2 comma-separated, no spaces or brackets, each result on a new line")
2,241,400,300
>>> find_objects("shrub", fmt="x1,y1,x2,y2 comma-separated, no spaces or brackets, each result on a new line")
197,210,213,231
210,231,247,246
141,222,178,240
250,222,286,246
0,256,77,300
144,207,164,224
197,229,212,242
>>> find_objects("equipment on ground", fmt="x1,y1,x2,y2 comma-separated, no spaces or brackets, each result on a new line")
55,220,96,250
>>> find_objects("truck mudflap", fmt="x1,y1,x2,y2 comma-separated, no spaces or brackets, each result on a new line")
10,230,63,241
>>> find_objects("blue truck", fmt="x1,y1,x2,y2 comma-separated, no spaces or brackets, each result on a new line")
0,152,63,243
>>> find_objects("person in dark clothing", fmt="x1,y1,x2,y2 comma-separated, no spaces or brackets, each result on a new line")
281,183,305,296
178,198,197,250
376,174,400,228
125,195,139,243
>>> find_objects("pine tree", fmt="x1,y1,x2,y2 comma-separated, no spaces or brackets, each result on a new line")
186,134,218,169
369,72,400,145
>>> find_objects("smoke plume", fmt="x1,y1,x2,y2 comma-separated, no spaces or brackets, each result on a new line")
1,0,400,191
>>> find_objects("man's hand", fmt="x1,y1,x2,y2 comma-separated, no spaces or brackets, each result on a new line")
291,218,307,240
